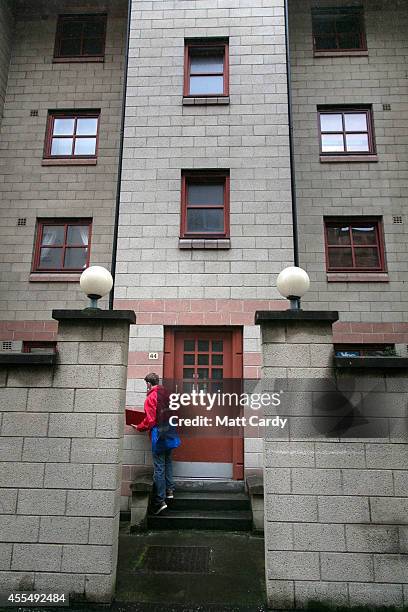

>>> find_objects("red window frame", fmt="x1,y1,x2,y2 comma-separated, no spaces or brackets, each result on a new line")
312,7,367,53
23,342,57,354
184,40,229,97
32,219,92,273
180,171,230,239
335,344,395,357
54,14,107,61
44,111,100,160
318,107,375,156
324,218,385,272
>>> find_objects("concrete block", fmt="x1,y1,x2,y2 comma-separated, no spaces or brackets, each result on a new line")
78,342,128,366
318,496,370,523
99,365,127,389
17,489,66,516
374,554,408,583
93,464,122,490
66,490,117,517
89,514,119,545
0,489,17,513
12,544,62,572
265,442,315,467
286,322,334,344
44,463,93,489
345,525,400,553
34,573,85,599
0,544,12,570
294,581,348,608
71,439,122,464
348,583,403,608
370,497,408,524
22,438,70,462
62,545,113,574
7,368,53,388
264,344,311,367
265,522,293,550
0,437,23,461
315,442,366,468
261,324,286,343
291,468,342,495
320,553,373,582
267,551,320,580
53,365,100,389
96,414,124,438
341,469,393,496
57,342,79,365
294,523,346,552
48,413,96,438
0,572,34,592
102,322,131,343
266,494,317,522
57,322,102,342
27,388,74,412
2,413,48,437
0,462,44,487
0,388,28,412
394,471,408,496
265,468,291,493
366,443,408,469
84,572,115,603
266,580,294,611
39,517,89,544
75,389,126,413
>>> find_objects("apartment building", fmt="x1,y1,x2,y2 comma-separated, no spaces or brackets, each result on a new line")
0,0,407,508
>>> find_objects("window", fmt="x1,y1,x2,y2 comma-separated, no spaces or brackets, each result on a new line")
184,40,229,97
23,342,57,354
335,345,395,358
318,107,375,155
181,172,230,238
54,14,107,61
312,7,366,53
324,219,385,272
44,111,100,160
33,220,92,273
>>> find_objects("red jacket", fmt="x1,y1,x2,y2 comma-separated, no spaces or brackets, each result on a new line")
136,385,170,432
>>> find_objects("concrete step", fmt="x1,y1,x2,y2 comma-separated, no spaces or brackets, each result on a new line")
147,509,253,531
173,478,245,493
169,491,251,511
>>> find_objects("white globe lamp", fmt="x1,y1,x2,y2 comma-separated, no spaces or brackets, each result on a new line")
80,266,113,309
277,266,310,310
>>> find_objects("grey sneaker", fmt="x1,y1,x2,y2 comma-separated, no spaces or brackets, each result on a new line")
153,501,167,515
166,490,174,499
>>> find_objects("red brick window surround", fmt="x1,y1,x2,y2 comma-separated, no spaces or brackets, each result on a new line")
324,218,385,272
33,219,92,273
54,14,107,62
184,40,229,97
312,7,367,53
318,107,375,156
181,171,230,239
44,111,100,161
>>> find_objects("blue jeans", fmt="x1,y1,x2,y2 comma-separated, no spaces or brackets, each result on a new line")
152,449,174,504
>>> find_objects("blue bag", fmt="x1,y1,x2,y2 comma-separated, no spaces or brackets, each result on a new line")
151,422,181,453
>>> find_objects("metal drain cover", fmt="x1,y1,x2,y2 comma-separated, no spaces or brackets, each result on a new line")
143,545,210,573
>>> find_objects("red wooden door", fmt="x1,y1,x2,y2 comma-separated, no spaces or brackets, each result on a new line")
163,328,243,479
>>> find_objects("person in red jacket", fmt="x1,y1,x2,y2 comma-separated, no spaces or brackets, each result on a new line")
132,372,174,514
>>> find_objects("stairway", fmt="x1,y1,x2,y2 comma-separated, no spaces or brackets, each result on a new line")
147,479,253,531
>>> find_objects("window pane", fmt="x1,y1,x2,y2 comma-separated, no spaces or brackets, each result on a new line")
321,133,344,152
190,54,224,74
338,32,362,49
198,354,209,365
346,133,369,152
84,19,105,38
59,38,82,56
320,114,343,132
67,225,89,246
345,113,367,132
184,340,194,351
315,35,337,50
187,208,224,233
83,38,104,55
327,225,351,246
51,138,73,156
212,368,223,380
189,75,224,95
76,118,98,135
212,340,223,352
328,247,353,268
212,354,223,365
313,15,334,34
53,118,75,136
61,20,83,37
352,225,377,245
198,340,209,352
39,247,63,269
42,225,64,246
188,183,224,206
184,353,195,365
74,138,96,156
183,368,194,379
354,248,380,268
64,247,88,269
336,14,361,34
197,369,209,379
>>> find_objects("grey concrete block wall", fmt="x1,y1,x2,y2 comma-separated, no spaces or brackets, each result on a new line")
260,317,408,609
290,0,408,322
0,1,127,320
0,0,13,123
0,312,133,602
116,0,294,302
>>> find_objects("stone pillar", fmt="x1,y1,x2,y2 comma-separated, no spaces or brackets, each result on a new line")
0,309,135,603
257,310,408,610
